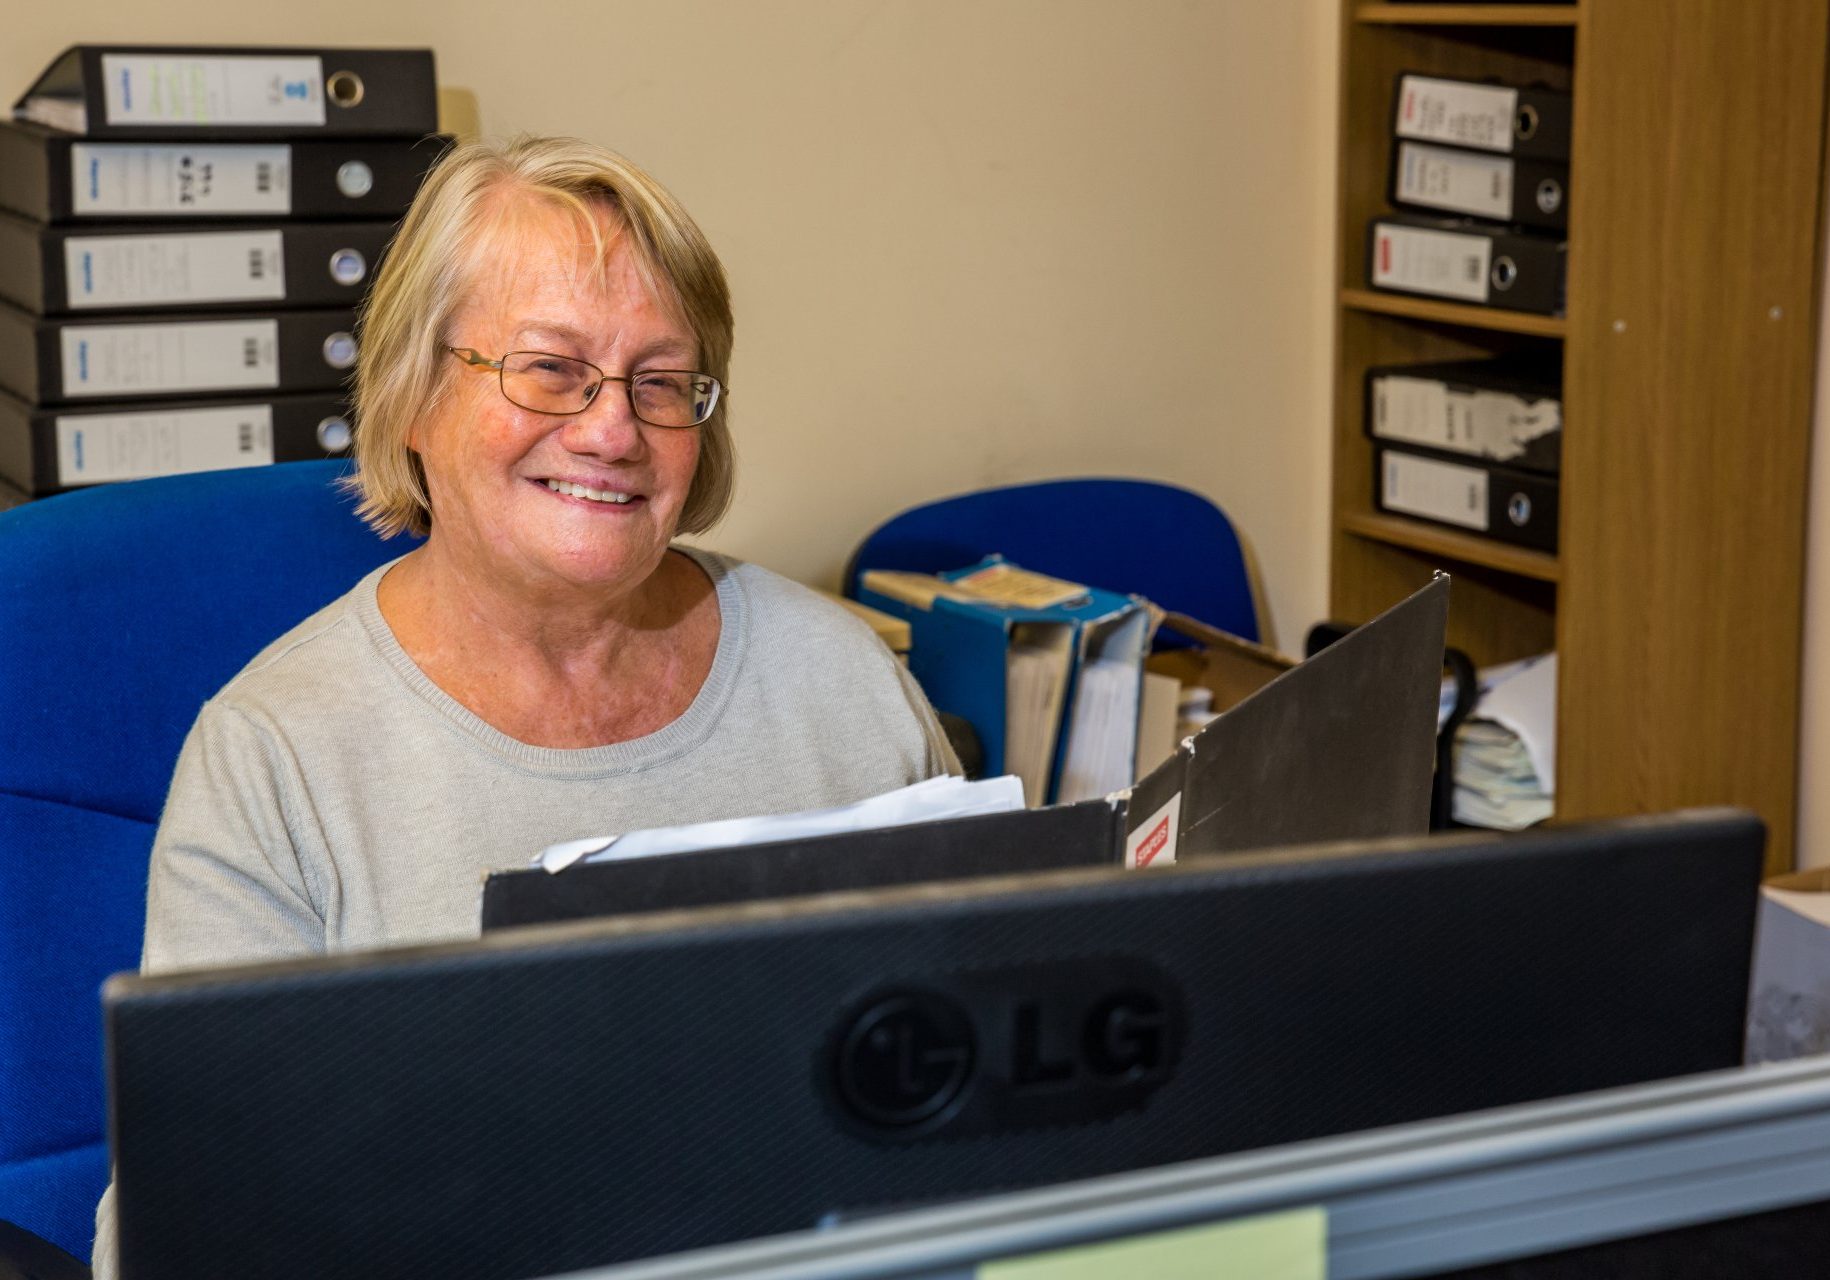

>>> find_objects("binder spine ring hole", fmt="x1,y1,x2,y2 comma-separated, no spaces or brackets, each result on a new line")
1491,256,1519,292
335,160,375,199
1515,103,1540,142
317,416,353,453
322,332,359,370
329,249,368,286
327,71,366,109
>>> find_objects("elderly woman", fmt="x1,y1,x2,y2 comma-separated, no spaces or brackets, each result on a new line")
89,136,955,1273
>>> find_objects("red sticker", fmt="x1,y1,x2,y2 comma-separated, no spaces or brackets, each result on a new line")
1136,817,1170,868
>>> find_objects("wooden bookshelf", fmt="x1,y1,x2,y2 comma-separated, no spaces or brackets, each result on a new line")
1354,5,1580,28
1340,288,1569,337
1340,512,1561,583
1329,0,1828,872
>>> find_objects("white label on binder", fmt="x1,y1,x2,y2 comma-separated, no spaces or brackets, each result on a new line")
1373,224,1492,303
63,231,286,308
70,143,292,216
1125,792,1181,869
1395,75,1519,153
1383,452,1489,532
60,320,281,397
1395,142,1514,220
55,404,275,485
101,55,326,127
1373,374,1561,463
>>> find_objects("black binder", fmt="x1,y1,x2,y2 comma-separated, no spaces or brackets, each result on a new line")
0,122,449,222
1392,72,1572,161
14,46,438,139
1365,358,1562,474
1375,442,1559,553
1367,213,1566,316
0,303,357,404
0,388,352,494
0,214,395,314
1389,139,1569,232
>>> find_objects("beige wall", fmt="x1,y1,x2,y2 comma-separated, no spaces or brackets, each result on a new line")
2,1,1338,648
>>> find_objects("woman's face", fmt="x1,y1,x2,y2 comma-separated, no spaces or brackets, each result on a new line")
413,197,704,598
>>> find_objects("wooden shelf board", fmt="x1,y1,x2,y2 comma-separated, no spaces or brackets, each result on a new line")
1339,510,1562,582
1354,4,1580,26
1339,288,1569,338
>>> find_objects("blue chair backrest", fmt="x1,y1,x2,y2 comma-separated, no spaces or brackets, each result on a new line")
0,461,411,1258
843,478,1261,643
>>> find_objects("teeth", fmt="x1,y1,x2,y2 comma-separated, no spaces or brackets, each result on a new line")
546,479,633,504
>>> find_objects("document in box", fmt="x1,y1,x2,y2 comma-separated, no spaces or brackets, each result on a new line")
533,773,1026,872
1058,653,1144,804
1006,626,1074,806
1451,652,1556,831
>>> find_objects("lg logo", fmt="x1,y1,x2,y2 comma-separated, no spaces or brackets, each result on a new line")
837,993,975,1128
829,961,1183,1139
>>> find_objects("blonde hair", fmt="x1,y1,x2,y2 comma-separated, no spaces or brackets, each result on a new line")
347,135,735,539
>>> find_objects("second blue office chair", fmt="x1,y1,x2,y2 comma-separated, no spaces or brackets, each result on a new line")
843,477,1264,644
0,462,412,1265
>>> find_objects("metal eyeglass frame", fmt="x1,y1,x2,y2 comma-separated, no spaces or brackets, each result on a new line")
447,347,722,428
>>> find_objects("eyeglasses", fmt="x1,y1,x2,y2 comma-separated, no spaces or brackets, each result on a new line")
447,347,722,429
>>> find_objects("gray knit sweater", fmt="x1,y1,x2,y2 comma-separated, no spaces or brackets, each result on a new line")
91,547,956,1274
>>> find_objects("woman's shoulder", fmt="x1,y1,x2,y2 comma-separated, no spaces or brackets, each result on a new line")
207,564,395,724
683,547,891,659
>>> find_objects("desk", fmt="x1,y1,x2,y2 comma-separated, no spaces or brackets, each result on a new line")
559,1056,1830,1280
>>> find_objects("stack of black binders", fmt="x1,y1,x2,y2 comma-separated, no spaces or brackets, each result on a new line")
1363,72,1569,554
1366,72,1569,318
0,45,448,505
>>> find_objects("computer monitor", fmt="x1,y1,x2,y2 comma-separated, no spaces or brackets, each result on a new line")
105,809,1764,1280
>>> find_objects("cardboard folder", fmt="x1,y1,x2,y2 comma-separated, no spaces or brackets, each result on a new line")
1366,358,1562,475
14,46,439,139
0,302,357,404
0,121,450,222
0,388,352,494
1368,213,1565,316
1389,139,1569,233
0,214,396,314
1376,444,1559,554
1392,72,1573,162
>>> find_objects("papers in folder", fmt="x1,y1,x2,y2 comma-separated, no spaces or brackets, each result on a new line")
535,774,1025,872
1449,652,1556,831
1005,630,1074,805
1056,647,1146,805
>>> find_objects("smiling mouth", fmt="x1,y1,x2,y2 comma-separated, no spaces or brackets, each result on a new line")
544,479,639,505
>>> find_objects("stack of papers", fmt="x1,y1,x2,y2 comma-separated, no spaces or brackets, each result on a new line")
534,774,1027,872
1451,652,1556,831
1006,635,1072,806
1056,654,1144,804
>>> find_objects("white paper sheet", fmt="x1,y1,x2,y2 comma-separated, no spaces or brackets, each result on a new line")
535,774,1027,873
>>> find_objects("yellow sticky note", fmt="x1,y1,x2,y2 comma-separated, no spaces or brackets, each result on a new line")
977,1206,1327,1280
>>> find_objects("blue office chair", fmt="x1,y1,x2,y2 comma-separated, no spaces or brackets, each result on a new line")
843,477,1264,644
0,462,412,1265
